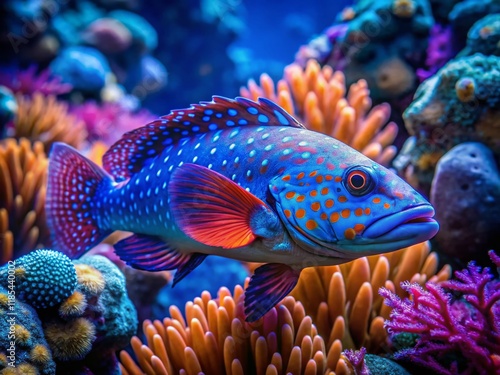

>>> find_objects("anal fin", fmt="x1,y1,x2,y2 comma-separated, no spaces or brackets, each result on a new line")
172,253,208,287
244,263,301,322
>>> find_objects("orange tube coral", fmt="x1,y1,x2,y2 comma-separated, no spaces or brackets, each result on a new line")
240,60,398,166
119,284,364,375
13,93,87,153
0,138,49,261
289,241,451,354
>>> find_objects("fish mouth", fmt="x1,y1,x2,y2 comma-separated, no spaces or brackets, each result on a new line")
333,204,439,256
363,204,438,240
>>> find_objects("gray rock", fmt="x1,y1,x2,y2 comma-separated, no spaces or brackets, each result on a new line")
430,142,500,263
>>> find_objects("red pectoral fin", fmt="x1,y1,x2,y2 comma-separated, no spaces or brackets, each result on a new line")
169,163,274,249
244,263,301,322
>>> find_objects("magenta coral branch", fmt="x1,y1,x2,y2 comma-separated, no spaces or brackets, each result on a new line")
380,252,500,374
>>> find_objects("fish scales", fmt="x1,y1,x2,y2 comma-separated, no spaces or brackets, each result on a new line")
46,96,439,322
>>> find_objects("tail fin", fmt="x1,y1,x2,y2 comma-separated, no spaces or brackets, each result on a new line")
46,143,113,258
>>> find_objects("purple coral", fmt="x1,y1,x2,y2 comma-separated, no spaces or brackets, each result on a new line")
417,24,455,81
0,66,72,96
380,250,500,375
71,101,156,145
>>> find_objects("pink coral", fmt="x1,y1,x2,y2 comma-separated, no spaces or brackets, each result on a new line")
0,66,72,96
380,251,500,375
71,101,157,145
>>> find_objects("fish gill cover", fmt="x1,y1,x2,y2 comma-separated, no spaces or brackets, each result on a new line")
0,0,499,374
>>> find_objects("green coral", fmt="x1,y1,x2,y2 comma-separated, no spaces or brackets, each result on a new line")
398,53,500,193
460,14,500,57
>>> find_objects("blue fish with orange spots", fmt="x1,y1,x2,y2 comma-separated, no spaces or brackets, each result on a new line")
46,96,439,321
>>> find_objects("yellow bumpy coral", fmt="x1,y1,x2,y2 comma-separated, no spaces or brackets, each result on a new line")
240,60,398,166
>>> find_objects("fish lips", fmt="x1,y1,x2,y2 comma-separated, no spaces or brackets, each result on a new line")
363,204,439,242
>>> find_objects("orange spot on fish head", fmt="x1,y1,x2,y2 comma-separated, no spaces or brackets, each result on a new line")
311,202,321,211
354,224,365,233
334,176,342,182
295,208,306,219
284,209,291,218
309,190,318,197
320,213,328,220
341,209,350,218
354,208,363,216
372,197,381,204
364,208,371,215
296,195,306,202
325,199,334,208
316,175,324,184
309,171,318,177
306,220,318,230
394,191,404,199
321,187,329,195
326,162,335,170
282,175,291,181
344,228,356,240
330,212,340,222
285,191,296,199
338,196,348,203
325,175,333,181
384,203,391,209
297,172,305,180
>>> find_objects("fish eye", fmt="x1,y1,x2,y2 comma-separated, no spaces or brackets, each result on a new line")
344,167,375,196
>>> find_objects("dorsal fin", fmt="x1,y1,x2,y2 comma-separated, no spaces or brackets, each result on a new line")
102,96,304,181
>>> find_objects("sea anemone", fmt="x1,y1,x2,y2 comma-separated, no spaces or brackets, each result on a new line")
12,93,87,153
240,60,398,166
0,138,49,261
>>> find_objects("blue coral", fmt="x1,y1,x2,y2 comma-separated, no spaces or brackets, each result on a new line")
49,46,111,93
0,249,77,309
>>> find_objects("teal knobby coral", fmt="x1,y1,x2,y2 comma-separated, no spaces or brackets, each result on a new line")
460,14,500,57
44,255,137,374
0,286,56,374
396,53,500,193
0,249,77,309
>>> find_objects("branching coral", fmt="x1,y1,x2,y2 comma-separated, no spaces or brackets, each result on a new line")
380,250,500,374
0,138,49,261
120,243,451,375
12,93,87,153
240,60,398,166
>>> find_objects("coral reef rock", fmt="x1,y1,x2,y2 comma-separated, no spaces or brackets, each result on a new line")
398,53,500,193
0,286,56,374
431,142,500,264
